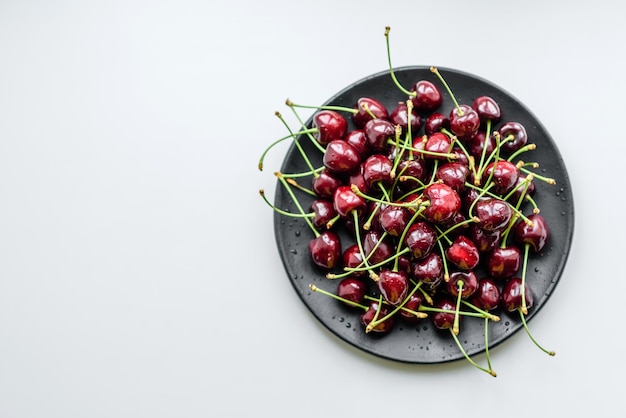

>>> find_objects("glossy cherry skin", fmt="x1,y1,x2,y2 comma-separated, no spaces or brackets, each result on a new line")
472,96,501,123
378,205,410,237
377,269,409,305
404,221,438,259
313,110,348,145
446,270,479,299
422,183,461,224
396,158,427,192
411,252,444,286
362,154,393,190
333,185,366,218
471,278,501,311
323,139,361,174
436,161,470,193
498,121,528,154
310,199,337,230
474,198,513,232
468,224,501,254
312,169,343,199
344,129,370,158
467,130,496,160
422,132,452,160
308,230,342,270
431,298,457,330
445,235,480,270
410,80,443,112
341,244,365,277
362,230,394,266
449,104,481,139
399,293,425,322
353,97,389,128
390,101,422,134
510,174,536,204
502,277,534,312
364,118,396,152
424,112,449,135
514,214,549,252
485,246,521,279
482,160,519,195
360,300,394,333
336,277,368,306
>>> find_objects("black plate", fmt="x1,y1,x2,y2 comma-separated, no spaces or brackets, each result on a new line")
273,66,574,364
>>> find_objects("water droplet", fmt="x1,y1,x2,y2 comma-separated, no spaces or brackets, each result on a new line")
295,230,301,237
345,322,351,328
290,249,297,254
505,321,510,326
561,211,566,216
534,267,539,272
339,317,345,323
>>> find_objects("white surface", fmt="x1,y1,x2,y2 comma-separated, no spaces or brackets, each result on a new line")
0,1,623,417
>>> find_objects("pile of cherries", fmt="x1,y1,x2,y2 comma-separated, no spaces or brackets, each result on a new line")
260,28,556,376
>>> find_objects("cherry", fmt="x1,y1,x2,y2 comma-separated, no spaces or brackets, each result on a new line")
467,130,496,160
473,198,513,232
472,96,501,123
422,182,462,224
436,161,470,193
446,270,479,299
344,128,370,158
362,153,394,190
431,298,457,330
376,269,409,305
502,277,533,312
471,278,501,311
485,246,521,280
396,158,427,192
514,214,549,252
333,185,367,218
310,199,337,230
353,97,389,128
313,110,348,145
449,104,481,139
323,139,361,174
308,230,342,270
364,118,396,152
482,160,519,195
362,230,394,266
312,169,343,199
342,244,367,279
498,121,528,154
360,300,395,333
337,277,368,306
378,205,410,237
390,101,422,133
422,132,453,160
424,112,449,135
410,80,443,112
399,292,426,322
445,235,480,270
510,174,536,205
468,224,501,253
404,221,438,259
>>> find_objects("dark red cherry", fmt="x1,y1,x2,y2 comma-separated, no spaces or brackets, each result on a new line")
431,298,457,330
353,97,389,128
360,300,394,333
510,174,536,204
436,161,470,193
323,139,361,174
471,278,501,311
446,270,479,299
308,230,342,269
410,80,443,112
312,169,343,199
514,214,549,252
399,293,425,322
396,158,427,191
502,277,534,312
362,230,394,266
333,185,366,218
423,132,452,160
445,235,480,270
377,269,409,305
344,129,370,158
473,198,513,232
411,252,444,286
449,104,480,138
482,160,519,195
422,183,461,224
336,277,368,306
310,199,337,230
498,121,528,154
485,246,521,280
424,112,449,135
472,96,501,123
347,168,369,195
378,205,410,237
364,118,395,152
468,224,501,254
313,110,348,145
467,130,496,160
390,101,422,133
362,154,394,189
342,244,367,279
404,221,438,259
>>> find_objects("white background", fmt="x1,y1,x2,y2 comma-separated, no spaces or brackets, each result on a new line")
0,1,623,417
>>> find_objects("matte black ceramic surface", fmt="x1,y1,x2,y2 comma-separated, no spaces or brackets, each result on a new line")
273,66,574,364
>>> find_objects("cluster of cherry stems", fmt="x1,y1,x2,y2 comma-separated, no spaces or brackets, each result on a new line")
259,28,556,376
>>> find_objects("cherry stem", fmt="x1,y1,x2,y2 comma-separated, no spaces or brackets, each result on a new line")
258,127,318,171
449,329,497,377
430,66,462,115
519,166,556,185
384,26,414,97
452,280,464,335
518,308,555,356
521,243,530,315
461,300,500,322
477,119,492,178
437,238,451,282
507,143,536,163
309,284,368,311
365,282,425,333
286,98,357,115
275,111,320,177
259,189,315,219
275,172,318,237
